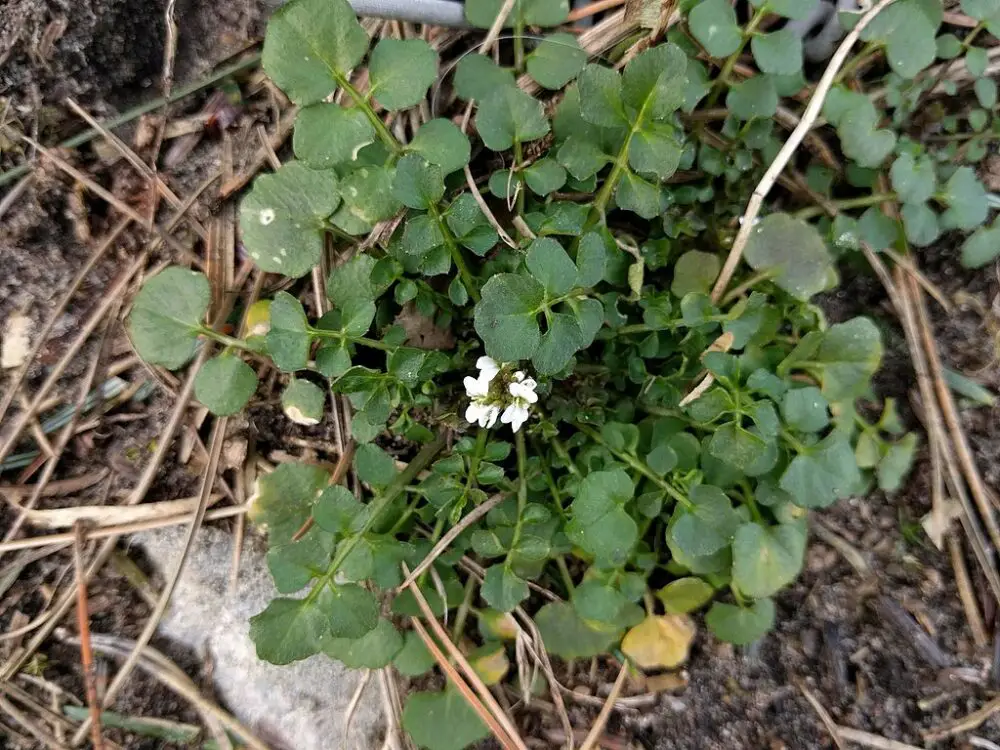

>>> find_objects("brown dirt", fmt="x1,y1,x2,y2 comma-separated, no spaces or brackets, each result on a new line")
2,1,1000,749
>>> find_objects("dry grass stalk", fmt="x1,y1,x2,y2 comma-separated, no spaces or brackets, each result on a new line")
797,681,844,750
710,0,898,302
579,662,628,750
402,563,529,750
398,493,506,591
73,525,105,750
835,726,923,750
72,416,227,745
924,695,1000,742
409,617,521,750
947,534,989,649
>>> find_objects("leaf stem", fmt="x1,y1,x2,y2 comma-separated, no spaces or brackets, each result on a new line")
308,433,447,602
428,203,480,303
575,423,692,509
705,4,768,108
334,71,402,155
794,191,896,221
309,326,392,351
507,430,530,554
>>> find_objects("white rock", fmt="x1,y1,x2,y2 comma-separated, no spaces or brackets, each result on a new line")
133,526,384,750
1,312,32,369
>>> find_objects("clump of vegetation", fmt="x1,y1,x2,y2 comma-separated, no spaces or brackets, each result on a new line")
126,0,997,745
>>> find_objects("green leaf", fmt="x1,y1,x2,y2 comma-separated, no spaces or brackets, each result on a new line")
628,121,683,180
857,206,900,250
523,158,567,196
535,601,621,659
576,232,608,288
705,598,775,645
615,171,666,219
557,136,611,180
573,580,629,622
901,202,940,248
890,153,937,204
752,29,803,75
240,161,340,277
577,64,627,128
940,166,988,231
752,0,819,20
526,237,577,295
975,77,997,108
281,378,325,425
689,0,742,57
708,421,768,471
265,292,312,372
669,484,740,557
266,526,334,593
331,165,401,235
962,0,1000,19
743,213,835,301
781,386,829,433
466,0,569,26
877,432,918,492
527,33,587,89
262,0,369,105
325,618,403,669
127,267,209,369
453,54,516,101
249,593,331,665
566,469,637,567
727,75,778,120
782,317,883,400
860,0,938,78
671,250,720,297
394,631,436,676
402,689,490,750
621,44,687,120
533,312,584,375
961,222,1000,268
732,522,805,598
780,432,862,509
476,88,550,151
369,38,437,111
446,194,499,255
293,104,375,168
657,577,715,614
312,484,364,536
837,101,897,168
481,565,529,612
474,273,544,361
400,214,445,258
249,462,329,543
407,118,471,176
394,154,444,210
355,442,398,488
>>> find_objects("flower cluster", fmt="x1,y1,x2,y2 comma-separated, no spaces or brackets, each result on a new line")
464,356,538,433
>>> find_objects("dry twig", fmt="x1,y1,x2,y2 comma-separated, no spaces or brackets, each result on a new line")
73,525,104,750
579,663,629,750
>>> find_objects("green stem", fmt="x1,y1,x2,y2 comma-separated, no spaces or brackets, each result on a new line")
513,140,526,218
794,192,896,221
507,431,530,553
555,555,575,595
780,428,809,455
308,433,447,602
428,203,480,303
335,72,402,154
705,4,768,108
550,436,581,476
309,327,392,351
834,41,882,84
513,18,526,74
533,436,568,519
198,327,250,351
575,424,692,509
451,575,478,641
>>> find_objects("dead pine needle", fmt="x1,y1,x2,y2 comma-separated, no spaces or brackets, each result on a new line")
579,662,629,750
73,523,105,750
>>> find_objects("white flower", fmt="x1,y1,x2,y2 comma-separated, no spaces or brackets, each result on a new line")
501,403,530,432
476,356,500,383
466,400,500,428
508,372,538,405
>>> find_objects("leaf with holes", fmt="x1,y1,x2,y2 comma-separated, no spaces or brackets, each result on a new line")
240,161,340,277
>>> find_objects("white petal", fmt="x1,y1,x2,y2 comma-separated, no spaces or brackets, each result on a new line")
485,405,500,428
512,370,525,382
464,375,488,397
476,356,499,382
501,403,529,432
466,402,485,425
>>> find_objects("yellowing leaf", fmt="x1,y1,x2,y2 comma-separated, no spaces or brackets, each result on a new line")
469,644,510,685
621,614,696,670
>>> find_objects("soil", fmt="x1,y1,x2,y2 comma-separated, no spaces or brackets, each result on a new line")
1,1,999,749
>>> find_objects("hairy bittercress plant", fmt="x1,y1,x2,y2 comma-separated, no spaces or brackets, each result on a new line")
125,0,997,746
